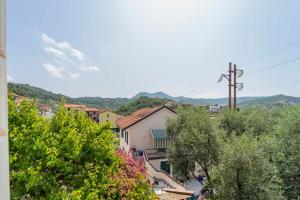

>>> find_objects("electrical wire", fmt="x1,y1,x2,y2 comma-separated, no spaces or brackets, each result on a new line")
245,56,300,76
242,40,300,65
246,80,300,91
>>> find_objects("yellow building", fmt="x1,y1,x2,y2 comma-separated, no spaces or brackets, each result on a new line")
98,109,119,129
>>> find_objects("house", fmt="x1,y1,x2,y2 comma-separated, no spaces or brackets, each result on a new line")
39,104,54,118
98,109,119,131
12,94,30,105
208,104,226,113
117,106,196,196
84,107,100,122
64,104,99,122
64,104,119,126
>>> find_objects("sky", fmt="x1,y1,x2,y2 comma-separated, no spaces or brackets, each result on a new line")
6,0,300,98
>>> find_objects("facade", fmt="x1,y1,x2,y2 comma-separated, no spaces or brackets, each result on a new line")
39,104,54,118
208,104,226,113
98,110,119,129
64,104,99,122
117,106,200,195
118,106,176,154
64,104,119,126
118,106,179,183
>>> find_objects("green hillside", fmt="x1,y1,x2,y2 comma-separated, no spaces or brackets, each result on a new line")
8,83,300,113
8,83,129,110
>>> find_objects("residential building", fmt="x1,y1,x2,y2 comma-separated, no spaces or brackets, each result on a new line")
98,109,119,130
117,106,196,196
39,104,54,118
64,104,99,122
64,104,119,126
84,107,100,122
208,104,226,113
12,94,29,105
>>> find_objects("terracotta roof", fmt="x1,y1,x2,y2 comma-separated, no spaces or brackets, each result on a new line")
84,107,100,112
117,106,175,129
64,104,87,109
39,104,52,112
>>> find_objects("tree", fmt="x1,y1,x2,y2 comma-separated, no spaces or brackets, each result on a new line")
109,150,156,199
273,106,300,199
211,135,284,200
220,107,275,137
166,107,220,195
9,97,155,199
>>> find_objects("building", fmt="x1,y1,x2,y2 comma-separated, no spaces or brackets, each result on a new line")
12,94,30,105
84,107,100,122
39,104,54,118
98,109,119,130
208,104,226,113
117,106,196,195
64,104,119,126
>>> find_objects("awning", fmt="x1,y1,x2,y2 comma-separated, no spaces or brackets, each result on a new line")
151,129,168,149
151,129,168,139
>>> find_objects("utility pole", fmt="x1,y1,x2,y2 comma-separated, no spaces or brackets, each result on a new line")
218,62,243,110
233,64,237,109
228,62,232,110
0,0,10,199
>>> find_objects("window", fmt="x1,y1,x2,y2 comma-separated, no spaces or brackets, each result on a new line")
121,130,124,138
160,161,171,174
125,131,128,144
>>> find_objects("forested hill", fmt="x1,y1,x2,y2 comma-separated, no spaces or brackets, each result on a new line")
8,83,300,113
8,83,129,110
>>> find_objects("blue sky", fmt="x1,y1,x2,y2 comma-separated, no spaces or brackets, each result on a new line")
7,0,300,98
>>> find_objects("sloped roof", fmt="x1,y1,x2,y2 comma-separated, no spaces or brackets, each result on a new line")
117,106,175,129
64,104,87,109
84,107,100,112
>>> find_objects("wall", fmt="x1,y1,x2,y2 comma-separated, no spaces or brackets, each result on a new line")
129,108,175,151
99,111,118,128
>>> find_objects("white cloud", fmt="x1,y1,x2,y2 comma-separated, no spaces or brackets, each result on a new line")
43,63,64,79
79,65,99,72
45,47,66,59
7,74,14,82
40,33,99,80
68,72,80,80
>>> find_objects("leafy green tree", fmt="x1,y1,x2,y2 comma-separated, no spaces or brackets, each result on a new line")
117,96,170,116
273,106,300,199
167,107,220,195
9,97,155,199
220,110,245,136
211,135,284,200
220,107,275,137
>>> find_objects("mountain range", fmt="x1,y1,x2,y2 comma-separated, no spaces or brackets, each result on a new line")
8,83,300,110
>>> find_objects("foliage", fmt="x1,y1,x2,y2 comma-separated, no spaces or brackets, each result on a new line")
8,82,129,110
117,96,171,116
211,135,284,200
166,107,220,195
273,107,300,199
9,97,155,199
109,150,156,199
220,107,275,137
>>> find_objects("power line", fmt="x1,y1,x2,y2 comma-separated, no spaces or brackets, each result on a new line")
246,80,300,91
246,56,300,76
242,40,300,65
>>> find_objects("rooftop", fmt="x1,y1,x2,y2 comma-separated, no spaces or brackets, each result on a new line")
64,104,87,109
117,106,162,129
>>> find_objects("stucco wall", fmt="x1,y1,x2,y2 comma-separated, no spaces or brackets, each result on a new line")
119,108,176,152
99,111,118,128
129,108,175,151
